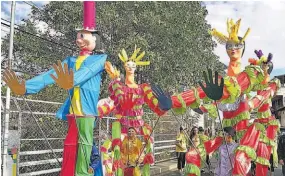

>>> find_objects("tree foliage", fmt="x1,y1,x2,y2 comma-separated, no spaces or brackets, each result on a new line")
1,1,226,102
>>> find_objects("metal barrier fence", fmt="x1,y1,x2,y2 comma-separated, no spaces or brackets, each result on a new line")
1,97,179,176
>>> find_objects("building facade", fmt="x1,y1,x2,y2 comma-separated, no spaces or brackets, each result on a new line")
272,74,285,127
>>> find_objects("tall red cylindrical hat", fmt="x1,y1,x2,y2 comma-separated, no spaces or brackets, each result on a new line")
77,1,97,32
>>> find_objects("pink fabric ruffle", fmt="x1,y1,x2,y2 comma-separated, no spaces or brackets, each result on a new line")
120,118,145,127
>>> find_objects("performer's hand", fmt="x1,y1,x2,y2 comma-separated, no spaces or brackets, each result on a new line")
50,60,74,90
280,159,284,165
198,69,224,101
105,61,120,80
2,69,26,95
151,84,172,111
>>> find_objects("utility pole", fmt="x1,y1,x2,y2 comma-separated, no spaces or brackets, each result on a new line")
2,1,16,176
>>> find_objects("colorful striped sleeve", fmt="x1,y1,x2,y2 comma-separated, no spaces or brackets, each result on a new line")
108,79,124,102
141,83,166,116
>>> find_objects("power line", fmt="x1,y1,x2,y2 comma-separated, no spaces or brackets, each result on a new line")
1,20,77,73
2,18,74,49
22,1,71,23
29,1,39,7
1,18,21,28
1,20,76,51
22,1,42,10
2,31,73,63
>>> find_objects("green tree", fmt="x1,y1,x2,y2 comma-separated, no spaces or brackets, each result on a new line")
1,1,226,102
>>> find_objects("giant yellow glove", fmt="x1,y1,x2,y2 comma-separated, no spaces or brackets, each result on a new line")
50,60,74,90
105,61,120,80
2,69,26,95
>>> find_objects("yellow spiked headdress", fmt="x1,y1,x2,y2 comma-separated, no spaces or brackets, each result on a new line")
118,45,150,66
210,18,251,45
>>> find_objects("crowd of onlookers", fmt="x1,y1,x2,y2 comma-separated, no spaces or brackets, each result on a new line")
175,126,285,176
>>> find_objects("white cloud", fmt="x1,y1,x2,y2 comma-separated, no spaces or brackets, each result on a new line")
1,10,10,21
205,1,285,72
1,1,50,25
1,1,50,38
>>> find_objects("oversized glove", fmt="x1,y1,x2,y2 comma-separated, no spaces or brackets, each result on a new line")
105,61,120,80
50,60,74,90
151,84,172,111
198,69,224,101
2,69,26,95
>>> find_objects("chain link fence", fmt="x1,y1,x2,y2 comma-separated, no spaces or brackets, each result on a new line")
1,96,183,175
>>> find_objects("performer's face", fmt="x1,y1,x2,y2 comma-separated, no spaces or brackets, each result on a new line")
225,133,233,143
226,41,244,59
128,128,136,137
76,30,96,51
124,61,137,74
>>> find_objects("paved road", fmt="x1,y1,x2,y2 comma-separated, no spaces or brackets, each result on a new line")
158,158,284,176
159,168,283,176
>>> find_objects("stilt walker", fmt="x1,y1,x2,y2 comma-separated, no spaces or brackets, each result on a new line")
98,47,172,176
2,1,107,176
153,19,280,176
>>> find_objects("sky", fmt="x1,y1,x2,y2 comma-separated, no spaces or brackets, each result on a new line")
1,1,285,77
203,1,285,77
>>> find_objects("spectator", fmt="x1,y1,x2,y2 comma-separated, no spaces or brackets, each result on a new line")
207,127,213,138
204,128,210,137
278,131,285,176
176,126,187,175
189,126,199,148
198,127,210,172
268,136,278,176
121,127,144,176
215,127,238,176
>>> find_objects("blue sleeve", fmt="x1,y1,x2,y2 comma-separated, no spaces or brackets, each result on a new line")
73,54,107,86
25,58,70,94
